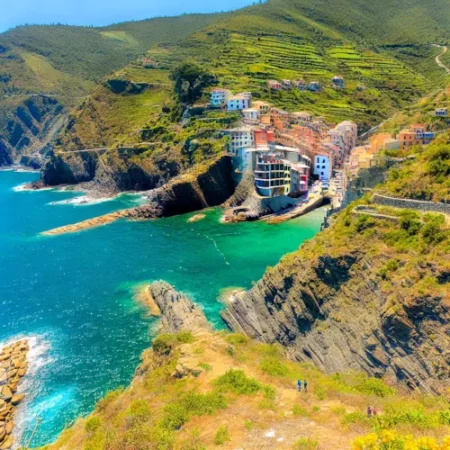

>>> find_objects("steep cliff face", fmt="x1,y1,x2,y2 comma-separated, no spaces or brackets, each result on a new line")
131,155,235,218
43,150,101,185
0,96,65,166
221,205,450,394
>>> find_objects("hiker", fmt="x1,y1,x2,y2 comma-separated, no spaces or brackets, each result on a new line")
367,406,372,418
372,407,378,416
297,379,302,392
303,380,308,393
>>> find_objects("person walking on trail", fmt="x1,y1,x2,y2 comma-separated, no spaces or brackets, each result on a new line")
372,407,378,416
303,380,308,393
367,406,372,418
297,380,302,392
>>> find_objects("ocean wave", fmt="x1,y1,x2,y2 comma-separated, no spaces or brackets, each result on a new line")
12,184,52,192
48,196,113,206
0,334,53,448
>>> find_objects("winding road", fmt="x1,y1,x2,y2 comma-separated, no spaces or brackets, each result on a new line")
432,44,450,74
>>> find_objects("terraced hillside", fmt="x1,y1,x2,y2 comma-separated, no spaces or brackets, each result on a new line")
141,20,431,127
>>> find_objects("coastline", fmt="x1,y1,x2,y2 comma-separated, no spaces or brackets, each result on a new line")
0,340,29,450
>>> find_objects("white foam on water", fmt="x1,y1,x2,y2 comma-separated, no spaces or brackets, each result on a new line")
0,334,53,449
48,196,113,206
12,184,52,192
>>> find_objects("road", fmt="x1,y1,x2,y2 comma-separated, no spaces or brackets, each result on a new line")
433,44,450,74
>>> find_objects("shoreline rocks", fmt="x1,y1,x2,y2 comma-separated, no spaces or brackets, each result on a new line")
0,339,29,450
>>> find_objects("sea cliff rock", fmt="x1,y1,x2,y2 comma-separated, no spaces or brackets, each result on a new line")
148,281,212,334
41,155,235,235
221,251,450,394
0,340,29,450
0,96,65,168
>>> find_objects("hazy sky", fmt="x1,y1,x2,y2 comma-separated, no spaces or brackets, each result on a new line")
1,0,255,32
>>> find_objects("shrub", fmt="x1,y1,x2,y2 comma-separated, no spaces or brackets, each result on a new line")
399,210,421,235
126,399,152,427
214,370,262,395
215,425,230,445
199,362,212,372
96,387,124,411
224,333,249,345
260,357,290,377
293,437,318,450
85,416,101,434
161,392,227,431
152,332,194,355
355,377,396,397
293,405,309,417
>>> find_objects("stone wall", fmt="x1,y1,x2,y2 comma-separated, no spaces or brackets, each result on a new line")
373,194,450,214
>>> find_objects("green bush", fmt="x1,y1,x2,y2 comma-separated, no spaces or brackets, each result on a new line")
224,333,249,345
152,332,194,355
355,377,396,397
260,357,290,377
126,399,152,426
214,369,262,395
215,425,230,445
293,405,309,416
293,437,318,449
85,416,101,434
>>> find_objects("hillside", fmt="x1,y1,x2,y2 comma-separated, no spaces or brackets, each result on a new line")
42,282,450,450
221,138,450,395
0,14,224,166
53,0,450,157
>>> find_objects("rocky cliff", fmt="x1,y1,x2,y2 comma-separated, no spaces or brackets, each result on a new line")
0,96,65,167
221,204,450,394
148,281,212,334
41,155,235,235
130,155,235,218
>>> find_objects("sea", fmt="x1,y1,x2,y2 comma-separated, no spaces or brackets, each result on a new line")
0,170,325,447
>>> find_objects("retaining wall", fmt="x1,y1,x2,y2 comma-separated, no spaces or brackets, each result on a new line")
373,194,450,214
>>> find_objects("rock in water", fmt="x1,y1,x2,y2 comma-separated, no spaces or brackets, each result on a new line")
0,339,29,450
148,281,212,334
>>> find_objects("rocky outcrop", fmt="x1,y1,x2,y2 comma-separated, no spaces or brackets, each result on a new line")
43,150,103,185
134,155,235,218
221,251,450,394
40,156,236,235
148,281,212,334
0,96,65,167
0,340,29,450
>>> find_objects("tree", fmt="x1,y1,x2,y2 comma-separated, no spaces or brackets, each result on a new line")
171,61,216,105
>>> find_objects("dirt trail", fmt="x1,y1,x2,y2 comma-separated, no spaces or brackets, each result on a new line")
433,44,450,74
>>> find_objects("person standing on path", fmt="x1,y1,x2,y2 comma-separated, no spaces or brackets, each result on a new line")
297,380,302,392
367,406,372,418
303,380,308,393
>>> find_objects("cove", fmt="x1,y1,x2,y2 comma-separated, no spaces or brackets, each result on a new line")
0,171,325,447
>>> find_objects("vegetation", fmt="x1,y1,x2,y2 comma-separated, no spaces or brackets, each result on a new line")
43,330,450,450
380,135,450,202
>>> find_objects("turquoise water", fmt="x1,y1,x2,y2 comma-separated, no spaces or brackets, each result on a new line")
0,170,325,447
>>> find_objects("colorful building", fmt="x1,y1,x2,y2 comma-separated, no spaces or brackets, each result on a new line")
210,88,232,107
227,93,252,111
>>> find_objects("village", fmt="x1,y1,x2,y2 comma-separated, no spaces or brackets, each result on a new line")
209,78,442,219
210,81,357,217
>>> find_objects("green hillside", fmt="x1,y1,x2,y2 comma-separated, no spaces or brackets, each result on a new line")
0,14,224,106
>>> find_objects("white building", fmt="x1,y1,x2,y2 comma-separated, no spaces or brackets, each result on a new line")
227,126,255,156
435,108,448,117
210,88,232,107
227,93,252,111
314,154,331,185
242,108,260,124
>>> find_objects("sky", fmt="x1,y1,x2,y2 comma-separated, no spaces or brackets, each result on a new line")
0,0,255,33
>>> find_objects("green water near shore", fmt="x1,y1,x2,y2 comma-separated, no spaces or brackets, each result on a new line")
0,170,325,446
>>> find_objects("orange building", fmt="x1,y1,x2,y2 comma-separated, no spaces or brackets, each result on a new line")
254,129,275,147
